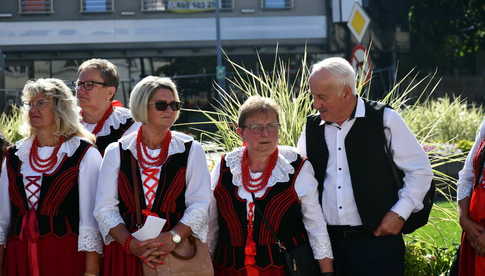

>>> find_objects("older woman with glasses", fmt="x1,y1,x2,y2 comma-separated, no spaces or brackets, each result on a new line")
94,76,212,276
208,96,334,276
0,78,103,276
76,58,140,155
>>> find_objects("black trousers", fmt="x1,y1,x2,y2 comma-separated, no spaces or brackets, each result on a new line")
328,225,405,276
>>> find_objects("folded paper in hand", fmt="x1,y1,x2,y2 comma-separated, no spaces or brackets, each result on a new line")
132,215,166,241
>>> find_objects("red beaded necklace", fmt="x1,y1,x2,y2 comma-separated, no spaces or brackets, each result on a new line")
29,136,64,173
136,127,171,170
90,104,114,135
241,147,278,193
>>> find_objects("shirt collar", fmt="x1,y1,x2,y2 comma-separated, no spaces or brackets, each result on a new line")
318,96,365,126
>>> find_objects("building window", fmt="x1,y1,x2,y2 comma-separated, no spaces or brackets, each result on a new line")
142,0,166,11
219,0,233,9
263,0,292,9
19,0,53,13
81,0,113,12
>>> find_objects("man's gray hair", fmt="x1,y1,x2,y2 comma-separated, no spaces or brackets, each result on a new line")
310,57,356,95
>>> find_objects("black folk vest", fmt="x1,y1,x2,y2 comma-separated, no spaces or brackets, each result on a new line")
6,140,91,237
305,99,401,231
116,141,193,232
96,117,135,156
213,154,307,270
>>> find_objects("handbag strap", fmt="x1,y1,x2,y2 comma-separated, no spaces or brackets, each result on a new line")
250,192,287,251
130,154,143,229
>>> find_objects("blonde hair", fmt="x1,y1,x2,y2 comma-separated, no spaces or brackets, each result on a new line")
238,96,280,127
129,76,180,124
20,78,95,143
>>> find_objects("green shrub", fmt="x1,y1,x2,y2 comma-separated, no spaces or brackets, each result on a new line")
456,139,474,153
401,96,483,143
405,240,458,276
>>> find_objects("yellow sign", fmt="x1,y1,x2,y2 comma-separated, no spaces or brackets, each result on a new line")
346,2,370,42
167,0,216,13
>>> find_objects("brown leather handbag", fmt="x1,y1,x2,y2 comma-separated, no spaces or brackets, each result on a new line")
130,156,214,276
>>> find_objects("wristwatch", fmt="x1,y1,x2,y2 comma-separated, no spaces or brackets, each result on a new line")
169,230,182,244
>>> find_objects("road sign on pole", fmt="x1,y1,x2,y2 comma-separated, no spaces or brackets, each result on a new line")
346,2,370,43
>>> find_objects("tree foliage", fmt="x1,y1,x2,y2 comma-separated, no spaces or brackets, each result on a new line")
409,0,485,73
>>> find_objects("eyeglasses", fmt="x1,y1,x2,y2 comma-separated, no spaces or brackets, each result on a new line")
23,99,51,110
243,122,280,134
149,100,182,111
74,80,108,91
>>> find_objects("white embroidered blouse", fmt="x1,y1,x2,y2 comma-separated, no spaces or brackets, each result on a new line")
81,106,140,137
0,136,103,253
94,131,212,244
457,119,485,200
207,146,334,260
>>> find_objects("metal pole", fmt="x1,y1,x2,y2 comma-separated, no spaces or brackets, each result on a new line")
215,0,225,90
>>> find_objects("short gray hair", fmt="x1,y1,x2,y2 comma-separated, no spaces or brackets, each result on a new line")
238,96,280,127
129,76,180,123
20,78,95,142
310,57,356,95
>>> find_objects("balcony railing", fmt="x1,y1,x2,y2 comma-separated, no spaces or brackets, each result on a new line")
81,0,114,12
263,0,293,9
19,0,53,14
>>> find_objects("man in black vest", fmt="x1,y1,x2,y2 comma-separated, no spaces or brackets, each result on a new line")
297,57,433,276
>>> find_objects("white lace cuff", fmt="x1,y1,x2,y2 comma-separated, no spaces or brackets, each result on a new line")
95,209,125,244
78,227,103,254
457,181,473,201
308,234,333,260
180,210,209,242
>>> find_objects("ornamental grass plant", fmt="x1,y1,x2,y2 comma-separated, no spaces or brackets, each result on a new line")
0,105,22,144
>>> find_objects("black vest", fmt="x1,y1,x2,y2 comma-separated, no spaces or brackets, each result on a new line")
96,117,135,156
213,154,308,270
305,99,400,231
116,141,192,232
6,140,91,237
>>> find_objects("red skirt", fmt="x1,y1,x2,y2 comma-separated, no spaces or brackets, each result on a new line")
103,242,143,276
3,233,85,276
215,265,287,276
459,180,485,276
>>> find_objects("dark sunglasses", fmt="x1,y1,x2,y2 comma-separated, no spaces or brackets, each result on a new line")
150,100,182,111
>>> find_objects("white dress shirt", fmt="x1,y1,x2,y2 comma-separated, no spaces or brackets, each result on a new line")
82,106,141,137
207,146,333,260
457,119,485,200
0,136,103,253
94,130,212,245
297,97,433,226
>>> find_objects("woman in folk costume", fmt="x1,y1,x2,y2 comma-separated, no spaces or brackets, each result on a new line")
208,96,334,276
76,58,140,156
94,76,212,275
458,119,485,276
0,78,103,276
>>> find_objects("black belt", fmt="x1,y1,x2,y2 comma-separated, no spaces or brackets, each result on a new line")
327,225,372,239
